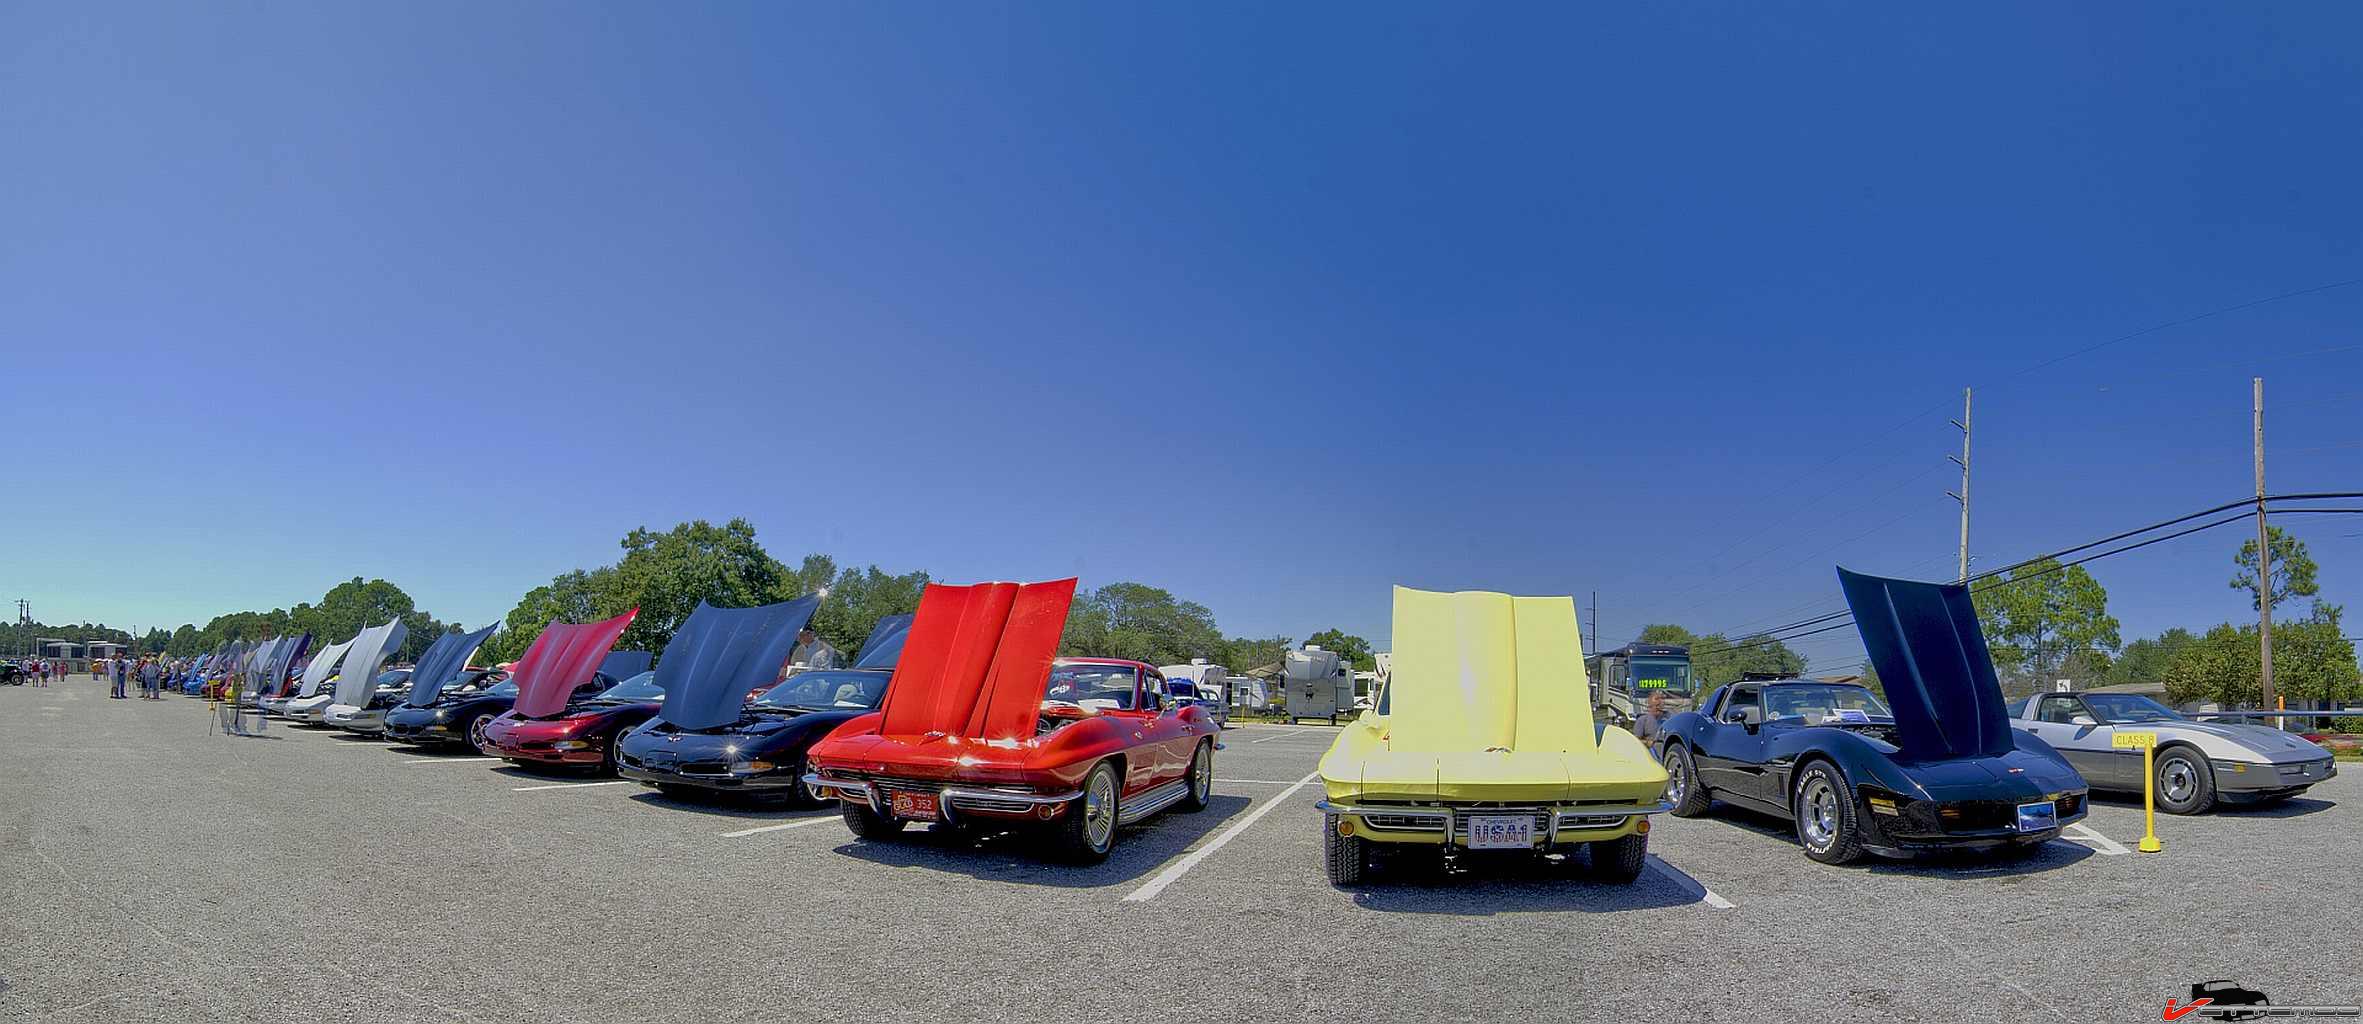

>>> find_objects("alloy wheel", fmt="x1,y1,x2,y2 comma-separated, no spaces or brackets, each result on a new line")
1084,769,1117,851
1799,776,1838,850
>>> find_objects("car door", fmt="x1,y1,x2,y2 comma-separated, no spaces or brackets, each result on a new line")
1140,671,1200,786
2022,694,2119,786
1693,685,1776,812
1103,667,1167,796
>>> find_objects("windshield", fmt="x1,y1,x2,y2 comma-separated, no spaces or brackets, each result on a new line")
1045,664,1138,710
2085,694,2186,723
754,670,886,711
375,670,410,689
594,670,663,702
486,680,519,697
1628,657,1693,697
1764,684,1890,722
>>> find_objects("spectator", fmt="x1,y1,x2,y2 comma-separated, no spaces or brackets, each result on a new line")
140,658,161,699
110,658,127,699
787,626,839,675
1632,690,1668,742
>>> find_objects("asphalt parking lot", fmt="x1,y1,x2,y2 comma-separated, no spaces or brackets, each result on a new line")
4,682,2357,1023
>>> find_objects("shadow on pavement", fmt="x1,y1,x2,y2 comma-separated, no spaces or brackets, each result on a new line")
825,795,1254,889
1695,803,2095,877
1343,847,1710,915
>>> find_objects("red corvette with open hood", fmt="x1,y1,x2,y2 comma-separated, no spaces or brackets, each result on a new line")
477,610,639,768
805,579,1222,863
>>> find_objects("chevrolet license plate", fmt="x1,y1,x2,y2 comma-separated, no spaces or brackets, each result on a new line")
1465,815,1532,850
2015,801,2057,832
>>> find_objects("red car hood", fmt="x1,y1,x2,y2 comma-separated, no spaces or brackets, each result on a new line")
869,578,1075,743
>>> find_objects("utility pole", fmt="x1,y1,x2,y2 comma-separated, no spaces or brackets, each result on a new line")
1948,388,1972,583
1588,591,1599,657
2254,377,2277,724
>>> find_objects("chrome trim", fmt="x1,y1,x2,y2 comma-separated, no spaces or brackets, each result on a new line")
1115,779,1189,825
1316,799,1670,847
803,774,878,811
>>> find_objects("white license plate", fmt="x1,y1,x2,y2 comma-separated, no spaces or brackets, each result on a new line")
1465,814,1533,850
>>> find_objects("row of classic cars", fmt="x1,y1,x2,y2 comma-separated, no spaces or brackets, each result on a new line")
168,566,2336,884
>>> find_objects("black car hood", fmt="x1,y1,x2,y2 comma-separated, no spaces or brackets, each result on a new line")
405,624,499,707
1837,567,2015,761
654,596,819,732
630,708,858,756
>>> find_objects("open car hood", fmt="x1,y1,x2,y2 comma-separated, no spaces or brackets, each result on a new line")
403,624,498,707
599,650,654,681
297,638,353,698
510,610,639,719
1383,586,1595,753
652,597,819,731
1837,567,2014,761
851,614,915,669
332,619,411,708
874,579,1075,743
259,634,311,695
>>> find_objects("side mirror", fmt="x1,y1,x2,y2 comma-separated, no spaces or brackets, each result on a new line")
1734,706,1764,727
2070,714,2097,727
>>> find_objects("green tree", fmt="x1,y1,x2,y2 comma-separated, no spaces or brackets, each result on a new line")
1691,632,1806,687
1059,582,1225,666
482,567,627,664
166,624,201,656
1219,634,1292,674
607,519,790,654
808,565,931,657
1973,558,2120,688
2106,628,2194,687
2162,623,2255,707
1302,629,1374,671
1636,624,1699,647
2232,526,2320,613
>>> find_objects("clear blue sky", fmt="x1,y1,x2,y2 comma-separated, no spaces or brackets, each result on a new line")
5,3,2358,672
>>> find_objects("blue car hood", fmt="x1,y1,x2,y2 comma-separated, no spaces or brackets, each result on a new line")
851,614,914,669
653,596,820,731
1837,567,2015,761
601,650,654,680
404,625,498,707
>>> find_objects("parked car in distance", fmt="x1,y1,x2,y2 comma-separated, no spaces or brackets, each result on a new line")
2007,691,2336,814
321,670,415,735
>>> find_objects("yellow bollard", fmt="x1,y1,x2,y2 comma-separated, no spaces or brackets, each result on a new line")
2115,730,2161,853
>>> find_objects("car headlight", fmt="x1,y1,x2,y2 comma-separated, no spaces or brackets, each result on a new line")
730,760,775,774
551,740,591,751
433,710,447,721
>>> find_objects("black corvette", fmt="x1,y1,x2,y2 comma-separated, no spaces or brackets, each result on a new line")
1653,568,2088,864
619,667,890,803
382,669,515,747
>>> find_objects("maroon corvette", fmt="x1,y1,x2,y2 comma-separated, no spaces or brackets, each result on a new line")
806,579,1223,863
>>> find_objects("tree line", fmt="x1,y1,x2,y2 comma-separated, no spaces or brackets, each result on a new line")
148,518,1374,676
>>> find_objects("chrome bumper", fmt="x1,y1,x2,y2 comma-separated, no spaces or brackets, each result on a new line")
1316,799,1671,846
804,774,1085,821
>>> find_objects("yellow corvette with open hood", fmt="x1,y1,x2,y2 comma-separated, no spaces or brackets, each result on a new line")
1315,586,1670,886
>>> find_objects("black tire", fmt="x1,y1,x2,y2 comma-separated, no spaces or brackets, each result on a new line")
1322,814,1369,887
1586,831,1648,883
1660,742,1711,817
1178,740,1213,812
602,732,625,777
465,714,494,754
1048,761,1121,863
841,799,907,839
2155,746,2217,815
1792,760,1865,865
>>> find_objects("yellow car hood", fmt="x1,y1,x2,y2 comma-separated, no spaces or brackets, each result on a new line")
1319,586,1667,804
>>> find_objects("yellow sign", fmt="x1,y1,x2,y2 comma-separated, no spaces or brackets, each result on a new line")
2113,730,2164,852
2113,731,2158,749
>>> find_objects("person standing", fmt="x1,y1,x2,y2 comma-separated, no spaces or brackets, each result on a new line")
787,626,839,675
111,658,127,699
33,659,46,687
139,659,157,699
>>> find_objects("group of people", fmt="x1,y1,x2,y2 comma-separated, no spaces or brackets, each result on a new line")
13,657,58,686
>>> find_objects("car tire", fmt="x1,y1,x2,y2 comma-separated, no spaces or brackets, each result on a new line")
2155,746,2216,815
466,714,494,754
1049,761,1121,864
602,732,625,777
788,762,831,809
1792,760,1864,865
1660,742,1711,817
1179,740,1213,812
841,800,907,839
1322,813,1369,887
1585,831,1648,883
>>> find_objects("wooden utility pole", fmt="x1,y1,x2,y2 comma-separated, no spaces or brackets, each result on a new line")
1949,388,1972,583
2255,377,2277,720
1588,591,1599,657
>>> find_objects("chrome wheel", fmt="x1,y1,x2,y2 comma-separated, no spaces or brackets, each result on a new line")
1798,775,1839,851
1191,745,1213,803
469,716,491,753
1662,746,1690,806
1083,768,1117,852
2160,757,2198,804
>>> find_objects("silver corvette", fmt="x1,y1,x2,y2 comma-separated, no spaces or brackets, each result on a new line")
2006,691,2336,814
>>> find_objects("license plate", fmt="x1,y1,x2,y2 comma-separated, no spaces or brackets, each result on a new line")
1465,814,1533,850
2015,801,2057,832
889,790,940,821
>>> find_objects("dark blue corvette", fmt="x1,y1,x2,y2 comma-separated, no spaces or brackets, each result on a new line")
1653,568,2088,864
618,613,911,805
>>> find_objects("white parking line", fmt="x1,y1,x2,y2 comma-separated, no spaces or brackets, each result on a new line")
1217,778,1311,785
1123,771,1320,903
1647,856,1736,909
510,780,633,792
1248,731,1332,744
406,757,500,765
2064,823,2128,855
719,816,841,838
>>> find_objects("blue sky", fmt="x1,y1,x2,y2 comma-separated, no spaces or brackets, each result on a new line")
5,3,2358,671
